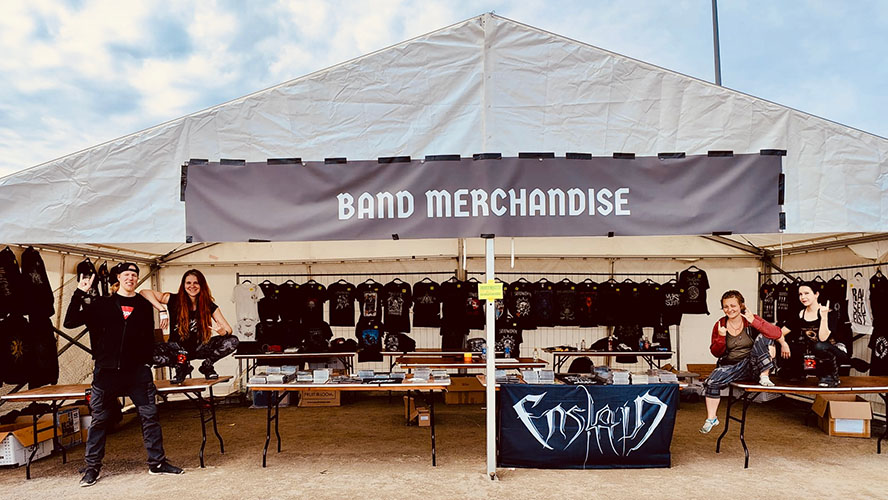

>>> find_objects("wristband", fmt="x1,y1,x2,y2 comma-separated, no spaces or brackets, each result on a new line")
159,310,169,317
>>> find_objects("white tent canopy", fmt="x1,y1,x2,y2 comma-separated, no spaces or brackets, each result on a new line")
1,14,887,244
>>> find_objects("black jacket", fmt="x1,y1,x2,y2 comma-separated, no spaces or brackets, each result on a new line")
64,289,155,369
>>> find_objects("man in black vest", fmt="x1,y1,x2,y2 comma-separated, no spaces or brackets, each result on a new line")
65,262,183,487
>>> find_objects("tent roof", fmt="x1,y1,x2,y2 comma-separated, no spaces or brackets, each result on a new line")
2,13,887,243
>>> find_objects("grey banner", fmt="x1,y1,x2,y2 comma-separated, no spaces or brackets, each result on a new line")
184,154,781,242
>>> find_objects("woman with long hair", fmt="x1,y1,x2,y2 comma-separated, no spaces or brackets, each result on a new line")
142,269,237,383
699,290,786,434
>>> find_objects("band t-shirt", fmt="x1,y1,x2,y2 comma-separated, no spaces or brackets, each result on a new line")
355,317,383,362
299,282,327,325
464,280,485,330
412,280,441,327
575,280,600,327
301,320,333,352
355,282,383,322
327,281,356,327
531,280,556,327
232,282,264,340
495,318,523,358
382,280,412,333
678,269,709,314
846,274,873,334
168,293,219,353
554,280,579,326
774,281,797,327
506,280,535,330
759,282,777,323
660,282,682,326
869,327,888,376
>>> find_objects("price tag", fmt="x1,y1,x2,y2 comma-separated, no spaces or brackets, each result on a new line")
478,280,504,300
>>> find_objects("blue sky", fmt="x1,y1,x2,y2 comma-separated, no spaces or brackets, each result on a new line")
1,0,886,178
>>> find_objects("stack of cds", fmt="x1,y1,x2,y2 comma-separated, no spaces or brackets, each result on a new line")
611,369,631,385
630,372,650,384
652,370,679,384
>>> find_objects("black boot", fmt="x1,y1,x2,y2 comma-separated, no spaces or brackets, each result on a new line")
172,350,192,384
198,363,219,380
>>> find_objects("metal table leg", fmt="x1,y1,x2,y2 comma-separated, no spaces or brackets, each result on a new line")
715,391,734,453
262,391,280,467
430,390,437,466
739,392,753,468
879,393,888,454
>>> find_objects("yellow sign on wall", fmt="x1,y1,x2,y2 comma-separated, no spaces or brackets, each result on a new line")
478,280,504,300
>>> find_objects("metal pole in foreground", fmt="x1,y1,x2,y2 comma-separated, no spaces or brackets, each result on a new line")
712,0,722,85
483,235,497,480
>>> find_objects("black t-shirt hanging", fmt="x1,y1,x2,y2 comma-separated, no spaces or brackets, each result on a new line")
637,281,663,327
597,281,620,326
531,280,557,327
464,280,485,330
506,280,536,330
96,261,110,297
257,282,280,322
869,327,888,376
20,247,55,318
870,273,888,327
355,281,383,322
299,281,327,325
651,324,672,359
678,268,709,314
0,247,24,316
412,280,441,327
301,320,333,352
575,280,600,327
660,282,682,326
278,281,301,323
774,281,793,326
759,282,778,323
824,277,850,325
614,281,642,325
554,280,579,326
440,279,468,329
440,323,469,351
327,281,356,327
0,313,32,385
355,317,383,362
495,318,523,358
382,280,412,333
167,293,219,354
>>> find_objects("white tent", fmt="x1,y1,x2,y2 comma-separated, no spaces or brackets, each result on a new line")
2,13,887,477
1,13,887,243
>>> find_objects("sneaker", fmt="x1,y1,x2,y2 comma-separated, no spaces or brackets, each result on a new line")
80,467,100,487
198,364,219,380
172,364,193,384
700,417,719,434
148,461,184,475
759,374,775,387
817,376,839,388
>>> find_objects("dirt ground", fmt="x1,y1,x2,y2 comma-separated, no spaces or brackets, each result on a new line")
1,392,886,500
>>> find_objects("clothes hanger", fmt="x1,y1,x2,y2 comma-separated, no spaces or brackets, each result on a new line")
361,277,380,285
444,276,459,283
621,277,636,284
335,278,350,284
875,268,884,278
558,277,574,284
389,277,406,284
829,274,844,281
283,279,298,285
260,279,274,285
812,275,827,283
466,276,481,283
854,271,863,278
664,277,677,284
580,277,596,284
685,265,701,272
605,277,618,284
642,278,657,284
418,277,435,283
514,277,530,283
763,277,775,285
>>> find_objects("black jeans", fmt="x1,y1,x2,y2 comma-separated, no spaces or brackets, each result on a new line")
153,335,239,369
85,365,165,469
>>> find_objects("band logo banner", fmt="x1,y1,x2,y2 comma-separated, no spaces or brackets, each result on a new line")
498,383,679,469
184,154,781,242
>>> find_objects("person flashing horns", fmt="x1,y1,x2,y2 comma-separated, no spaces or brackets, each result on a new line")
141,269,237,383
64,262,183,486
699,290,786,434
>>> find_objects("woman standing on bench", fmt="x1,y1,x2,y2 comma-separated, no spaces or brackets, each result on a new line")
700,290,786,433
141,269,237,383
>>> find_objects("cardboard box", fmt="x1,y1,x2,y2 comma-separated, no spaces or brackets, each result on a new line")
444,391,485,405
812,394,872,438
687,364,717,380
298,389,341,407
416,408,430,427
404,395,417,421
58,407,82,448
0,415,56,466
251,391,290,408
448,376,484,391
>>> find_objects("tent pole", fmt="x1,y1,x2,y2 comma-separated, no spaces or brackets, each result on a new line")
484,236,497,480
